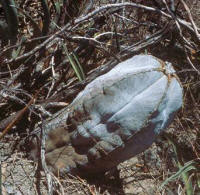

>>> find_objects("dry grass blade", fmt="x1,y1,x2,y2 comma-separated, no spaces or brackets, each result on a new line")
0,91,39,140
180,0,200,43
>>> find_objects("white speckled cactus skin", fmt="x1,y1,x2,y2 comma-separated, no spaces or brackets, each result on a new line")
32,55,183,175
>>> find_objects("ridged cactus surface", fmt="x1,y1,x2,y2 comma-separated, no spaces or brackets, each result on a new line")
32,55,183,175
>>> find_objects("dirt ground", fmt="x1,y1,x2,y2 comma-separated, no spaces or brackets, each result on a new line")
1,123,197,194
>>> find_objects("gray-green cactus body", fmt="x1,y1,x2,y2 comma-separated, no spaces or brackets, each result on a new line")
38,55,183,175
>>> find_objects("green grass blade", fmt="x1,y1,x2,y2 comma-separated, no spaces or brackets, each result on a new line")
161,133,199,195
197,173,200,189
11,36,26,58
63,45,84,81
161,160,198,189
72,52,85,80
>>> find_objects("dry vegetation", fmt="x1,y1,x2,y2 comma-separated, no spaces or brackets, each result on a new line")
0,0,200,194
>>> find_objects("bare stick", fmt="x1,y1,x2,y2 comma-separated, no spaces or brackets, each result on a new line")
179,0,200,43
0,91,38,140
3,2,198,65
163,0,200,75
39,117,53,195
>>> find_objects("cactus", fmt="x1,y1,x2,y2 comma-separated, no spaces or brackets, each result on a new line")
31,55,183,176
